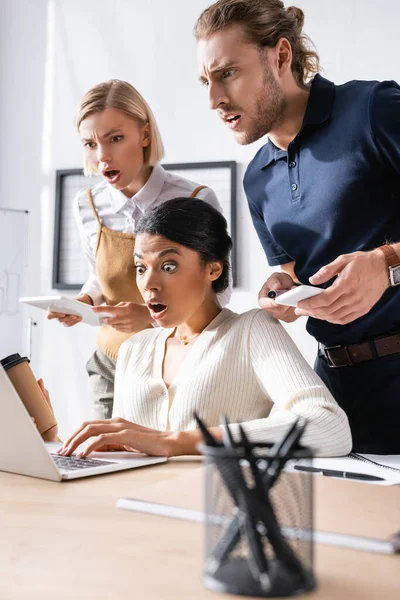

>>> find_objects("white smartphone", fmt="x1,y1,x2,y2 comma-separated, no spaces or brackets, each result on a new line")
274,285,324,307
19,296,112,326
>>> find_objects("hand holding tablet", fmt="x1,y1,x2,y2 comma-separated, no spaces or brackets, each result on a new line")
20,296,112,327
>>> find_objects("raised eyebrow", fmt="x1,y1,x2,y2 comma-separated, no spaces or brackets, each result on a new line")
133,249,180,260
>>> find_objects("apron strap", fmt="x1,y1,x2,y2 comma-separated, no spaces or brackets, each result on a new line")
86,188,102,225
190,185,207,198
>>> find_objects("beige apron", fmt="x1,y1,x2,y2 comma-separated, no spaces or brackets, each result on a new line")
86,185,207,361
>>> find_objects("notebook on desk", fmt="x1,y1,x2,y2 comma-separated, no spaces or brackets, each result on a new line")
0,365,167,481
294,454,400,485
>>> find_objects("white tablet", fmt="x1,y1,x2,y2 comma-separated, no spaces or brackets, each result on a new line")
19,296,111,326
275,285,324,307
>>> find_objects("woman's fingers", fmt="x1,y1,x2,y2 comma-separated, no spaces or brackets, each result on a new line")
37,378,51,405
60,423,124,456
47,311,67,319
59,420,110,451
60,417,127,450
76,431,130,457
47,311,82,326
61,315,82,327
59,419,157,458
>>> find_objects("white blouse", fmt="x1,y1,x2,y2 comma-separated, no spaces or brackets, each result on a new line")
113,308,352,457
73,163,230,305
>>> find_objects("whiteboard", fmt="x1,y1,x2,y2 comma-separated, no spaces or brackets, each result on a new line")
0,209,29,359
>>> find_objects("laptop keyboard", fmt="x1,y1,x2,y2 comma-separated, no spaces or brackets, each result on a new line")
51,453,117,471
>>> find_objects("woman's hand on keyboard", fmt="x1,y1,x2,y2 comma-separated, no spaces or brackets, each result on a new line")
56,418,173,458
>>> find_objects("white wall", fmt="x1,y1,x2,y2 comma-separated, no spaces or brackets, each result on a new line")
1,0,400,438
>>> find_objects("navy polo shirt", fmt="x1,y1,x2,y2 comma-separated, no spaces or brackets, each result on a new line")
244,74,400,346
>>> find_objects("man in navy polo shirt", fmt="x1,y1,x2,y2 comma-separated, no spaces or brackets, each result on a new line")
195,0,400,453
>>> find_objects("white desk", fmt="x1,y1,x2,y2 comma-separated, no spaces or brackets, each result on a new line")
1,458,399,599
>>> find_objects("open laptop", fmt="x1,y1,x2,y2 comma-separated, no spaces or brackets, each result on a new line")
0,365,167,481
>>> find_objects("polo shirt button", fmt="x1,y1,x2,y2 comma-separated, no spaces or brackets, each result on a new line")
289,161,296,168
291,183,298,191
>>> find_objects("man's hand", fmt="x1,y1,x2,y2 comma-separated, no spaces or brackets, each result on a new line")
47,294,93,327
93,302,153,333
258,272,300,323
295,250,389,325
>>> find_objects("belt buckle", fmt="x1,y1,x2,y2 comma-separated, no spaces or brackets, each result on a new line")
319,343,344,368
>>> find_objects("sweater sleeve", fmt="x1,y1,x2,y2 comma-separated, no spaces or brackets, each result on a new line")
228,310,352,457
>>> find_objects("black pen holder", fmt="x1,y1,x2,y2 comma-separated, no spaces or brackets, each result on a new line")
199,443,315,597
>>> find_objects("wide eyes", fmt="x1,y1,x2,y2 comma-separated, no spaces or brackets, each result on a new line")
134,262,178,275
162,263,177,273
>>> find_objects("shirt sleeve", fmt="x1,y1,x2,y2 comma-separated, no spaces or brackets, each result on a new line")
246,192,292,266
73,190,104,305
369,80,400,175
196,187,232,307
228,310,352,457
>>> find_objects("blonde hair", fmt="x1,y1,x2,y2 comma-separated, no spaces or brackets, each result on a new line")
194,0,320,86
75,80,165,175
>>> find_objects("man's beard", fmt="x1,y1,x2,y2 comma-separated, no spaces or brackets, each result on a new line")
235,71,286,146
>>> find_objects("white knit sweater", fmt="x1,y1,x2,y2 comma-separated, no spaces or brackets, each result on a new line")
113,309,352,457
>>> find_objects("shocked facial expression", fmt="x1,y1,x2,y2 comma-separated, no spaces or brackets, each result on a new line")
197,25,286,145
134,233,220,328
79,108,150,197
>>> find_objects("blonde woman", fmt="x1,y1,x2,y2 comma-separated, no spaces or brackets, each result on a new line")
48,80,228,419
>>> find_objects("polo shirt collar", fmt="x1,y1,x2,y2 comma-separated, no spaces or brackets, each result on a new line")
108,163,165,214
303,73,335,126
260,73,335,168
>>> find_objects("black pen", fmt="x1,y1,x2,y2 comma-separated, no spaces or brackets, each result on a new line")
294,465,385,482
267,289,290,299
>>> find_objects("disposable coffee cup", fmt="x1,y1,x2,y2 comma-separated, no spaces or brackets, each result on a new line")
1,353,58,441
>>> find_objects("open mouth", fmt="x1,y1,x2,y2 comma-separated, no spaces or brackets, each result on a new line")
102,169,121,183
224,114,242,130
147,302,168,320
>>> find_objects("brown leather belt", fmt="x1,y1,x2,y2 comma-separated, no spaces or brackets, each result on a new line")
319,331,400,368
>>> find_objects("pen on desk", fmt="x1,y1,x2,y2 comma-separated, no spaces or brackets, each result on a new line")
267,289,290,299
294,465,385,481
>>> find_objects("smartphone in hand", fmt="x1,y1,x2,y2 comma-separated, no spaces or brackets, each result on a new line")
274,285,324,307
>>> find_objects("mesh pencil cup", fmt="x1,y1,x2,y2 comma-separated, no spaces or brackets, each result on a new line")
199,442,315,598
